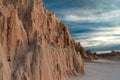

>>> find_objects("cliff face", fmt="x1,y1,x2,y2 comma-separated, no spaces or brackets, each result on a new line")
0,0,85,80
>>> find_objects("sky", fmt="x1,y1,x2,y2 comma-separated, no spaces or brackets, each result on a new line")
43,0,120,52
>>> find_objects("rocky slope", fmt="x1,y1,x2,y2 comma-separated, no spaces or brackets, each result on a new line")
0,0,85,80
74,42,98,61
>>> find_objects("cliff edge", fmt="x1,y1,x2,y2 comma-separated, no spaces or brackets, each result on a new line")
0,0,85,80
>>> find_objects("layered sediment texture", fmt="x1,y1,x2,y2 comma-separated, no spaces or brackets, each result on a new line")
0,0,85,80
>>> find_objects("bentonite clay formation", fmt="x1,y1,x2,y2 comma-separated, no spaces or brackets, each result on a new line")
0,0,85,80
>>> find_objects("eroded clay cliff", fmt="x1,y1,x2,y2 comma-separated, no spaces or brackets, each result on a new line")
0,0,85,80
75,42,98,61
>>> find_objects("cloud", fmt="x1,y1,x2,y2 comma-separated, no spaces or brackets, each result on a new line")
44,0,120,51
73,26,120,47
60,9,120,22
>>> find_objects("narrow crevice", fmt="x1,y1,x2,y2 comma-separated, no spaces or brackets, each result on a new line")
6,17,11,61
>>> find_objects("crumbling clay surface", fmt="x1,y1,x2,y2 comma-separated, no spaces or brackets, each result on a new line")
0,0,85,80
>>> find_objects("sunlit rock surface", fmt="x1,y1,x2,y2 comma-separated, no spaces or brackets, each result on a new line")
0,0,85,80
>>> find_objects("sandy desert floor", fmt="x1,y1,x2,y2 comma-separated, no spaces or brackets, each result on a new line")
68,59,120,80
